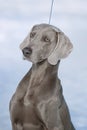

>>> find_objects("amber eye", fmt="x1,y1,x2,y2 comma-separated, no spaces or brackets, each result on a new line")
30,32,36,38
42,36,50,42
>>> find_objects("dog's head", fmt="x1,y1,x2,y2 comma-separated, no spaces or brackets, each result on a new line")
20,24,73,65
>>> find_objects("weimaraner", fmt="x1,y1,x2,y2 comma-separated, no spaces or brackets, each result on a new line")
9,23,75,130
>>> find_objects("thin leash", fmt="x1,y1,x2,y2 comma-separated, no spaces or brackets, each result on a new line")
49,0,55,24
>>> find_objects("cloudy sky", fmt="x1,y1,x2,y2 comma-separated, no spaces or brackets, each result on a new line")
0,0,87,130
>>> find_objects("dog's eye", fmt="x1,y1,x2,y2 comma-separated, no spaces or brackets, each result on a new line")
42,36,50,42
30,32,36,38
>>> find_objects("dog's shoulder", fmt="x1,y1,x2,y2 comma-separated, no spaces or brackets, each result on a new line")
10,68,32,106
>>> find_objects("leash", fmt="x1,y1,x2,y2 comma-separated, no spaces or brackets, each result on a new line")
49,0,55,24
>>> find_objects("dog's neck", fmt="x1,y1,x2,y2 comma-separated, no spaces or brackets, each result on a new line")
31,60,60,77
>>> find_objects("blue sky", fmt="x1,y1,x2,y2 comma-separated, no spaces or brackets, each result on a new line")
0,0,87,130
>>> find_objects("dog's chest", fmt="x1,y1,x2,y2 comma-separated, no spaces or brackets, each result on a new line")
23,72,53,105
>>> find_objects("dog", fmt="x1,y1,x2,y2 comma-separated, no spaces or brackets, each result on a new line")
9,23,75,130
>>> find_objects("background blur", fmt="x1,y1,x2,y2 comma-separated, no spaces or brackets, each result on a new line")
0,0,87,130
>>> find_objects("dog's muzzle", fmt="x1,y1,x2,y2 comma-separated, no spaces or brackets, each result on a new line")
22,47,32,57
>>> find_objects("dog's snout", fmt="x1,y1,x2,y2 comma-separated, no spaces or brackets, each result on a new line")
22,47,32,57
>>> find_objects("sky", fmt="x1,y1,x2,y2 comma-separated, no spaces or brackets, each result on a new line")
0,0,87,130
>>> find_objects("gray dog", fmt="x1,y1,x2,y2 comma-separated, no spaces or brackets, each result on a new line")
9,24,75,130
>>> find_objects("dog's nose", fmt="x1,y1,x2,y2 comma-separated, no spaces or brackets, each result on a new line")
22,47,32,57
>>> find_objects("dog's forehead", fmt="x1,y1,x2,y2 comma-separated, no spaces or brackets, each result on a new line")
31,24,61,33
31,24,50,31
31,25,52,33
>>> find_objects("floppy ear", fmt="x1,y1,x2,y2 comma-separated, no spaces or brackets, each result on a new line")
48,32,73,65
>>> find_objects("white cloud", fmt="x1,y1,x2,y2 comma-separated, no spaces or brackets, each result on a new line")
55,0,87,15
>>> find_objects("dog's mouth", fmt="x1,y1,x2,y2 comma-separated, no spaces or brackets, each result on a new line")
22,55,27,60
22,53,46,64
22,47,48,63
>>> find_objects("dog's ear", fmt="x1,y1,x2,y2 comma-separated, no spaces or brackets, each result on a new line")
48,31,73,65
